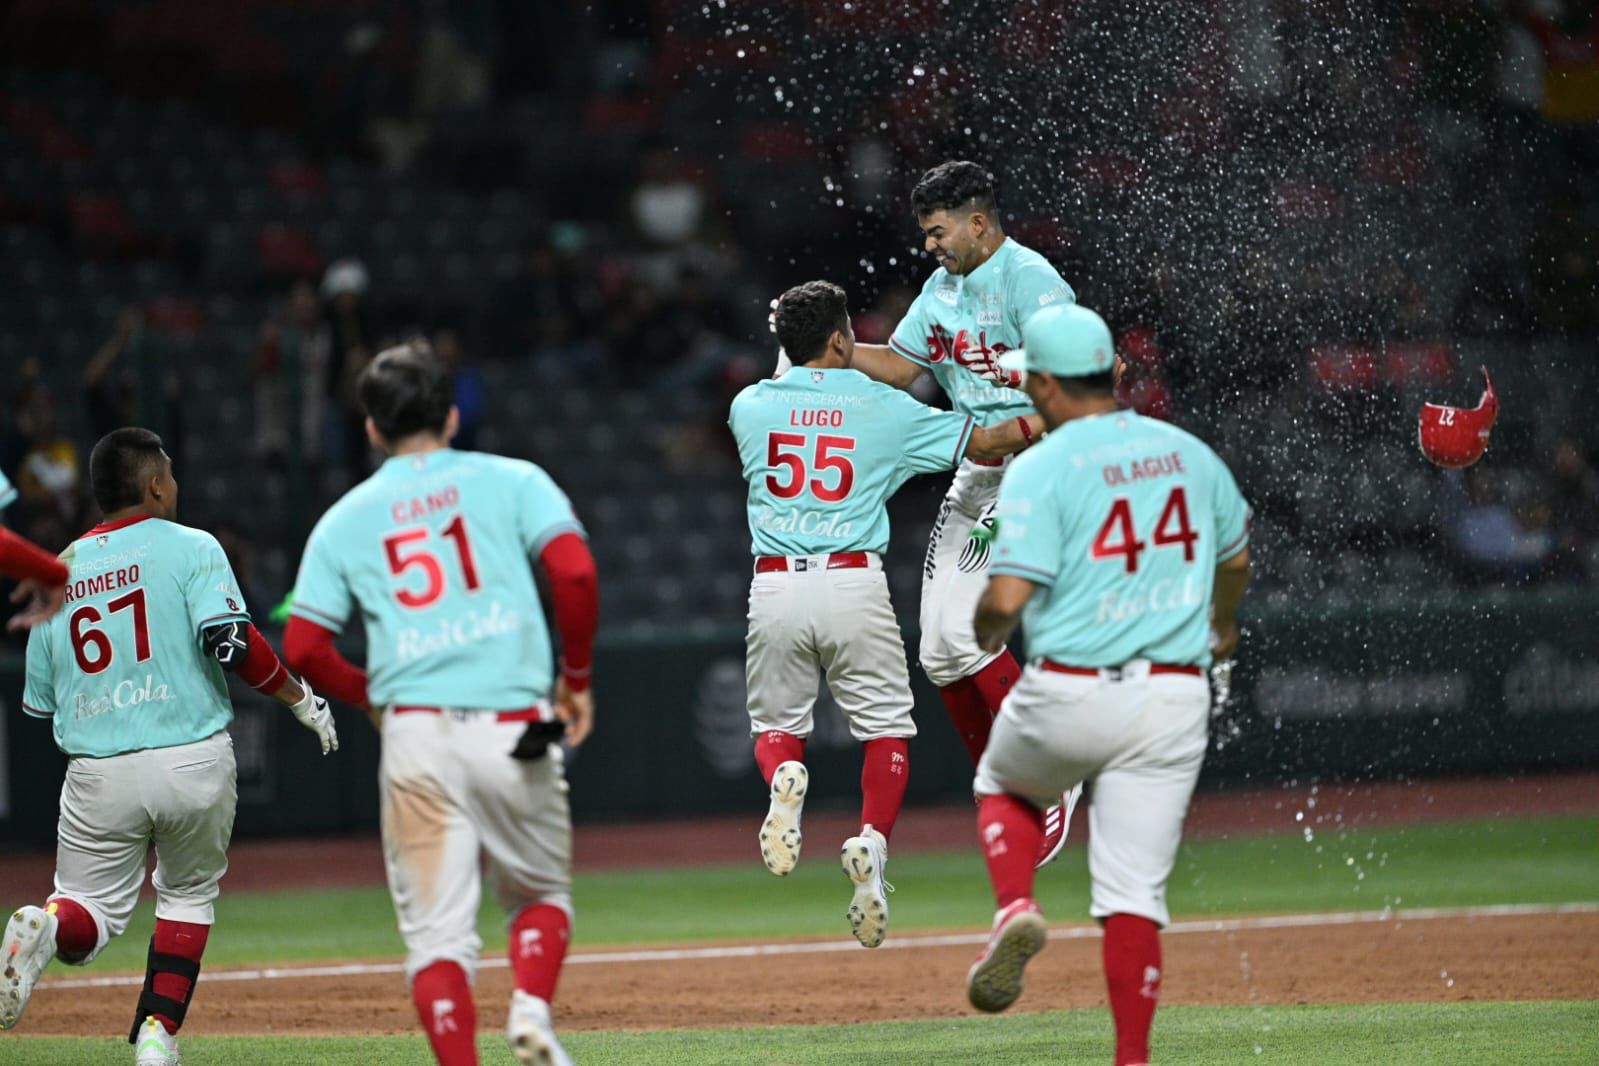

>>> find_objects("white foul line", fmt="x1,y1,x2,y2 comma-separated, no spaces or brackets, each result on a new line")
38,901,1598,991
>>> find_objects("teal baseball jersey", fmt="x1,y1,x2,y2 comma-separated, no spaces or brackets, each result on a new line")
888,238,1075,422
22,515,249,757
290,449,582,710
992,411,1250,668
0,468,15,512
729,367,975,556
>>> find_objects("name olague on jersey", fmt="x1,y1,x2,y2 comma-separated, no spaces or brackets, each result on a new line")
728,368,976,556
22,517,250,757
991,411,1251,669
888,238,1076,420
290,449,582,709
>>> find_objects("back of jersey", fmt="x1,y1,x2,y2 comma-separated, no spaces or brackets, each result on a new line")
728,367,973,556
993,411,1250,668
22,515,247,757
291,449,583,710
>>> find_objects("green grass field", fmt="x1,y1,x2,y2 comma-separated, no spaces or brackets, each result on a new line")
3,815,1597,1064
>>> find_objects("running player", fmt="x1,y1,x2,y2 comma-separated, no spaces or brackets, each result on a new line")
962,305,1251,1066
2,428,337,1066
0,466,68,630
797,161,1081,865
731,281,1044,948
282,341,598,1066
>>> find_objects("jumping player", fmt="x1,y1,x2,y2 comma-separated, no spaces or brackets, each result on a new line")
731,281,1044,948
963,305,1251,1066
805,161,1081,865
283,342,598,1066
0,466,68,630
2,428,337,1065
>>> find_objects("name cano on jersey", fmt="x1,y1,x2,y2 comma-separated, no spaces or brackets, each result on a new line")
391,485,459,523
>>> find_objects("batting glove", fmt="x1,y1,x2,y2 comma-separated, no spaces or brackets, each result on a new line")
291,683,339,754
971,350,1024,390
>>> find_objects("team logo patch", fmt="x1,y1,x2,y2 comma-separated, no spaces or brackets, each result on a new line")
812,371,825,383
96,535,109,547
227,597,240,611
957,506,999,573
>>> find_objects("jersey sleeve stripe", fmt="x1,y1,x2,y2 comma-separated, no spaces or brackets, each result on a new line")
889,336,932,367
0,485,16,511
290,602,347,630
951,416,975,467
529,520,585,557
990,561,1057,584
21,701,53,718
248,661,288,693
1215,520,1251,562
198,611,251,629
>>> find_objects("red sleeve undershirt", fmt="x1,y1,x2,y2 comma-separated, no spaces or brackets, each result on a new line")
0,527,69,586
540,531,598,692
283,616,370,709
236,623,290,692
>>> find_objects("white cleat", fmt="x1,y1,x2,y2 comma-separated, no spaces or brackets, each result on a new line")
759,761,808,876
1,905,57,1030
967,898,1047,1013
507,989,574,1066
840,825,893,948
134,1016,181,1065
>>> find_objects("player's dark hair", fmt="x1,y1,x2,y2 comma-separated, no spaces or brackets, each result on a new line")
911,161,999,219
773,281,850,366
1055,370,1117,397
89,427,166,513
359,339,453,442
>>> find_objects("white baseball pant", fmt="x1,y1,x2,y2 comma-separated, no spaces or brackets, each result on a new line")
745,553,918,742
919,459,1009,687
974,662,1209,927
51,730,237,963
379,707,573,985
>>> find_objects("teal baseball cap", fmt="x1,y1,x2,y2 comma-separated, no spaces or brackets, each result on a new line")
1001,304,1115,378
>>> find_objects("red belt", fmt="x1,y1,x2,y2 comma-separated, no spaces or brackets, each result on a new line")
755,551,871,573
392,705,546,722
1039,661,1203,678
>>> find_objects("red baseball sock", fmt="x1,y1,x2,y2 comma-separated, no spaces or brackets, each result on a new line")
859,737,910,841
968,649,1021,716
939,679,992,766
509,904,570,1003
411,960,478,1066
753,730,806,785
1103,913,1162,1066
977,793,1043,907
46,897,97,960
150,919,209,1034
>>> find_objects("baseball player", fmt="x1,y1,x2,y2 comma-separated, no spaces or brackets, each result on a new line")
802,161,1082,865
282,342,598,1066
731,281,1044,949
961,305,1251,1066
2,427,337,1066
0,466,68,630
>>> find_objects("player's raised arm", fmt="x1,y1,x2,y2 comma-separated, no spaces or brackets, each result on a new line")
848,342,927,390
0,469,68,631
964,414,1046,462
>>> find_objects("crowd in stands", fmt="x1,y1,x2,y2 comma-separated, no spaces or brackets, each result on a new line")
2,0,1597,642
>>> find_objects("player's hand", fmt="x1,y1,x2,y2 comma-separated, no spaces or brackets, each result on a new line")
6,578,66,632
1211,619,1241,661
952,331,1023,389
290,683,340,754
553,678,593,747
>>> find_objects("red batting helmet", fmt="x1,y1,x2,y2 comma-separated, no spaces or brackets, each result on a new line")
1418,366,1498,469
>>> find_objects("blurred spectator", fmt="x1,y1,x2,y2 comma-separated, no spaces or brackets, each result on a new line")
432,328,484,450
1448,466,1553,583
490,232,604,369
321,259,378,481
82,305,184,471
251,279,331,474
628,145,706,249
212,520,273,624
15,391,82,527
1547,435,1599,574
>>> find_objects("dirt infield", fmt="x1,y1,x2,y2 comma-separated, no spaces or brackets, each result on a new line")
4,773,1597,1038
15,909,1599,1036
